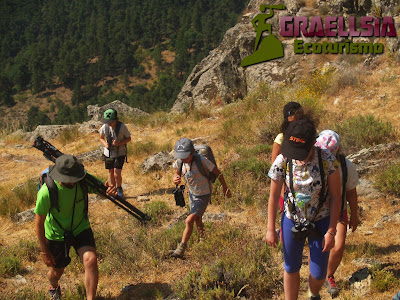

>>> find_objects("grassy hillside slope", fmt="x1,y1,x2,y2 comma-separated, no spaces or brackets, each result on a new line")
0,52,399,299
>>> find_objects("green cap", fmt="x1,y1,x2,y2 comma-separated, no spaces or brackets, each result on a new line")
102,109,117,124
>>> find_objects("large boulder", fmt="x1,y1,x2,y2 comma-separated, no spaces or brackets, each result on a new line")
171,0,299,112
139,151,174,174
87,100,149,121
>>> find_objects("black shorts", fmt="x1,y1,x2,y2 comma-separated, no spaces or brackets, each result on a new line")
46,228,96,269
104,156,126,170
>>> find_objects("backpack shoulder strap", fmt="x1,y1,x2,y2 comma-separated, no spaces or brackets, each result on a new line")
176,159,183,177
339,154,348,220
194,153,208,178
79,179,89,219
43,174,60,213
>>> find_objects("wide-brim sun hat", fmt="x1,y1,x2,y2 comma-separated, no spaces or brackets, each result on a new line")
281,119,316,161
49,154,87,183
174,137,195,159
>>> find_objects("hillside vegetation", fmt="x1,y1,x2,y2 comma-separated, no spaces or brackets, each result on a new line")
0,50,399,299
0,0,249,129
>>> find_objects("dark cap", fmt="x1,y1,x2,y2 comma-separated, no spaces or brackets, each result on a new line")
281,119,316,161
49,154,87,183
102,108,117,124
174,138,195,159
283,102,302,118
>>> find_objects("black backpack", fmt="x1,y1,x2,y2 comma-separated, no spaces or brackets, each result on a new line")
38,167,89,218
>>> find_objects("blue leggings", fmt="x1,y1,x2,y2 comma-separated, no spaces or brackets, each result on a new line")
281,214,330,280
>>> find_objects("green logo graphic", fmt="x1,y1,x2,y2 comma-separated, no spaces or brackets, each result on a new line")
241,4,286,67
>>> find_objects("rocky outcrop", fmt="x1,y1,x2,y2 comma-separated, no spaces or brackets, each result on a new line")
171,0,296,112
139,151,174,174
87,100,149,121
347,143,400,175
171,0,400,112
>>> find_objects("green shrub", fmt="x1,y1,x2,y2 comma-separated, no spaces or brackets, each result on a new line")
14,240,40,263
374,162,400,196
335,114,395,152
326,69,361,96
129,140,157,156
174,223,281,299
371,269,397,292
144,201,173,225
0,179,38,216
230,158,270,180
12,178,37,208
57,126,80,146
0,251,21,276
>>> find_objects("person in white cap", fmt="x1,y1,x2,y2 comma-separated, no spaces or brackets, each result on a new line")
316,130,359,298
169,137,231,258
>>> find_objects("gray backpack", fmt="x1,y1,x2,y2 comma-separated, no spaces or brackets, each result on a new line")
176,144,218,183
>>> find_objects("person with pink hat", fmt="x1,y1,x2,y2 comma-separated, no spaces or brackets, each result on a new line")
315,130,359,298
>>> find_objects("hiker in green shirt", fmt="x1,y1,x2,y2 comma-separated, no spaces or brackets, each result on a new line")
35,154,117,300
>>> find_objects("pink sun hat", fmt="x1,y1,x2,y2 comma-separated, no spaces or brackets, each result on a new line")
315,130,341,156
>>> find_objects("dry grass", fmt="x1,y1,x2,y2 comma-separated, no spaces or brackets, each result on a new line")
1,51,400,299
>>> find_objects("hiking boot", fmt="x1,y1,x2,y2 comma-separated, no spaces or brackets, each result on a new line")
49,285,61,300
325,275,339,298
169,242,187,258
309,295,321,300
117,187,124,198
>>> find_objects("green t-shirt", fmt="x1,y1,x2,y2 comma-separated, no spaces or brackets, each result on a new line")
35,180,93,241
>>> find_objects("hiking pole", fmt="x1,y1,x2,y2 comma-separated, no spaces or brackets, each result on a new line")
33,136,151,223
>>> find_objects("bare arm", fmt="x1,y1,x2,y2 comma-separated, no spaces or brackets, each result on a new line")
271,142,282,163
265,179,283,247
35,214,55,267
212,167,231,198
323,168,341,252
99,133,108,148
346,188,359,232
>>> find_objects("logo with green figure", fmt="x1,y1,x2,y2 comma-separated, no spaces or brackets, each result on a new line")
241,4,286,67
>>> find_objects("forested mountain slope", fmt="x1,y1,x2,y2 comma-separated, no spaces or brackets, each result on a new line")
0,0,248,128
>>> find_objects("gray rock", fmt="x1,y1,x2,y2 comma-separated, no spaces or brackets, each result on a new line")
12,275,27,285
347,143,400,175
202,213,229,223
140,151,173,174
10,208,35,225
27,124,77,141
137,196,150,202
87,100,149,121
374,215,392,227
76,146,103,163
348,268,372,296
357,179,382,199
352,258,383,269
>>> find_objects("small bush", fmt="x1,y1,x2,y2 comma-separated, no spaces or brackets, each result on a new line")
0,179,38,216
0,250,21,276
129,140,157,156
12,178,37,208
335,114,395,152
174,224,281,299
144,201,173,225
326,69,361,96
374,162,400,196
57,126,80,146
372,269,397,292
230,158,270,180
